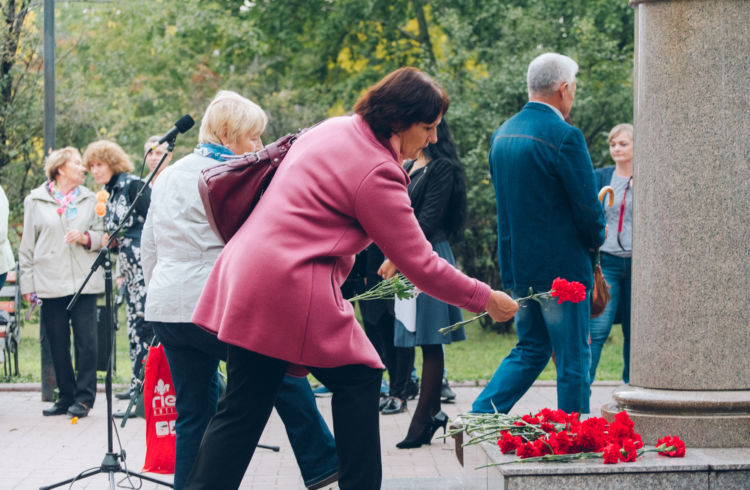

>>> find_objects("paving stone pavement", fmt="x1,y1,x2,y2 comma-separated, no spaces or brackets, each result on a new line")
0,382,619,489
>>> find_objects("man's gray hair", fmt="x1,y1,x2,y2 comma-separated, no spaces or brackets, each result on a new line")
527,53,578,98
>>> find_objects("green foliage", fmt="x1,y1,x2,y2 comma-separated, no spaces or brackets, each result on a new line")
1,0,634,303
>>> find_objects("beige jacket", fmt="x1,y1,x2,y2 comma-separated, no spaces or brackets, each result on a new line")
19,183,106,298
0,186,15,275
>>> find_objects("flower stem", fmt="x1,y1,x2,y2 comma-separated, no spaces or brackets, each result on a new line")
438,311,488,334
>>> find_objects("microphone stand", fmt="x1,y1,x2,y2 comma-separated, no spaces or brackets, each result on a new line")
40,140,176,489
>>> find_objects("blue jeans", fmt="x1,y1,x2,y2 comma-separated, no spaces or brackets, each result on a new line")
589,253,631,384
472,289,592,414
153,322,338,489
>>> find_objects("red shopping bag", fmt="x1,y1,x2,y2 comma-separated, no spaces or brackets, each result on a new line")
142,344,176,474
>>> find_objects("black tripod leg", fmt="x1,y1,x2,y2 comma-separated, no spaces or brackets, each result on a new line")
39,467,105,489
117,469,174,487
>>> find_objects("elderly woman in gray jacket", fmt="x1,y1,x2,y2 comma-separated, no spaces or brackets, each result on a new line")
19,147,105,419
141,90,338,490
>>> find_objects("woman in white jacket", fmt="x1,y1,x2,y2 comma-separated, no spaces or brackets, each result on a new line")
141,90,338,490
19,147,105,419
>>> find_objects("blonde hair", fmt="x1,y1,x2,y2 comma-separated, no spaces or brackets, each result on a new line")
82,140,134,174
45,147,82,181
198,90,267,146
608,123,633,143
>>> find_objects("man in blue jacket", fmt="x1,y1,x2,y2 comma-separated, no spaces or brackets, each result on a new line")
472,53,606,414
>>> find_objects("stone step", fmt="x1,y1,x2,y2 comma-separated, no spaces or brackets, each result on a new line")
461,442,750,489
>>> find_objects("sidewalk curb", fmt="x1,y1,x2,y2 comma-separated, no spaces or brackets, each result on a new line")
0,380,623,393
0,382,129,393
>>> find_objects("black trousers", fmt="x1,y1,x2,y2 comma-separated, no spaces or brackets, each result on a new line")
184,345,383,490
41,294,98,407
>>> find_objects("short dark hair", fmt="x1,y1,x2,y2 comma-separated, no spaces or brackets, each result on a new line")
354,67,450,141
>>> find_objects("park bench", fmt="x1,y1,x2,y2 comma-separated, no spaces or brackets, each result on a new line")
0,266,23,377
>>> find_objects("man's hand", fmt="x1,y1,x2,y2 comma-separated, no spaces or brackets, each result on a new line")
486,290,519,323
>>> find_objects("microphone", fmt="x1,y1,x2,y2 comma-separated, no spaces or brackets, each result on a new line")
156,114,195,146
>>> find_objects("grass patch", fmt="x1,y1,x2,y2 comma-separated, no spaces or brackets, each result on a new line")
6,304,626,386
4,304,133,385
442,322,625,383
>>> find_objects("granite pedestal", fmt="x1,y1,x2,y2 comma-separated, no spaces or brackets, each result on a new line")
605,0,750,447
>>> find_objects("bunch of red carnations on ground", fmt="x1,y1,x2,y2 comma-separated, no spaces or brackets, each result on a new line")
495,409,685,465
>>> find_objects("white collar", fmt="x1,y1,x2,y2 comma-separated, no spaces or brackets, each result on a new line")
531,101,564,120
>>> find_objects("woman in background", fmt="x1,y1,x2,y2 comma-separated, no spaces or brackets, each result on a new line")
143,134,173,185
589,123,633,384
0,184,15,289
379,119,468,448
20,147,105,418
142,90,338,490
83,141,154,401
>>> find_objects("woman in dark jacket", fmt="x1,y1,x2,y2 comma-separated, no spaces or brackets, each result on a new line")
84,140,154,400
379,119,468,448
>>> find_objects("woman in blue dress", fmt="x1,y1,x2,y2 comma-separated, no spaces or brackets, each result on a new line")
379,120,467,448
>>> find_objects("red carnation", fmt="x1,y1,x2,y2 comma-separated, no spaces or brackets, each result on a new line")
656,435,686,458
498,431,522,454
534,438,553,457
632,433,644,449
608,422,635,444
614,411,634,429
550,277,587,304
602,443,621,464
540,422,556,433
547,430,573,455
619,438,639,462
516,442,536,459
535,408,554,421
550,409,570,424
575,418,609,452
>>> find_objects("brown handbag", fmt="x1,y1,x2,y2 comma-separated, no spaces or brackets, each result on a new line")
590,254,610,318
197,131,301,243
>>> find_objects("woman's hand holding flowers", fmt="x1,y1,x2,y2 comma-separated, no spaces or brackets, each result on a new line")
377,259,398,280
64,228,87,245
486,290,519,323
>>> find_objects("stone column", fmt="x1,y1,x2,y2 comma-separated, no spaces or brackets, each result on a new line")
602,0,750,447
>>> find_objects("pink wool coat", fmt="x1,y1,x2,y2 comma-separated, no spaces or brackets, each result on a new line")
192,114,491,370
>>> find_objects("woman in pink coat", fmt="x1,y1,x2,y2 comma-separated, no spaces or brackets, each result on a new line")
186,67,519,490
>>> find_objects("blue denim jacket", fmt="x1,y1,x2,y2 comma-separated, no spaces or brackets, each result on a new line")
489,102,605,291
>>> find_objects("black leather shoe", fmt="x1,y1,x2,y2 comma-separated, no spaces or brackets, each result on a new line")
113,408,136,419
381,396,407,415
43,402,71,416
441,378,456,403
67,402,90,418
115,390,132,400
404,379,420,400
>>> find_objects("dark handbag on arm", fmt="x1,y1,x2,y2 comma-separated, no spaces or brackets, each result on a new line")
590,252,610,318
197,131,302,243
